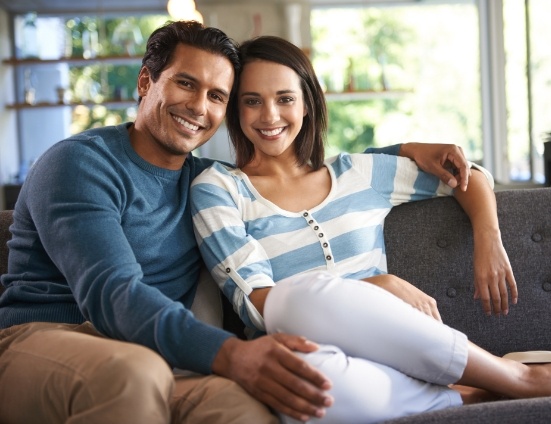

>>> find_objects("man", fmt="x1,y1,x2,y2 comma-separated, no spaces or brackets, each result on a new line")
0,21,470,424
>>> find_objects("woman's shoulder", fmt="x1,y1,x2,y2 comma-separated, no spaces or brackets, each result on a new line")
191,161,245,188
324,151,376,172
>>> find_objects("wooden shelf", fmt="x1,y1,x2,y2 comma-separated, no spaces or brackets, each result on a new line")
2,55,143,66
6,100,138,110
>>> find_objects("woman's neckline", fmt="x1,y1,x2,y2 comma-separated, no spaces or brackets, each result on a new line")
234,162,336,216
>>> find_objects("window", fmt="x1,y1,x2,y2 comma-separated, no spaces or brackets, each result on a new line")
311,0,550,184
311,2,482,160
8,13,167,173
504,0,551,183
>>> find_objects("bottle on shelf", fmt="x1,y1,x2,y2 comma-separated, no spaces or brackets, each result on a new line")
21,12,39,59
23,68,36,105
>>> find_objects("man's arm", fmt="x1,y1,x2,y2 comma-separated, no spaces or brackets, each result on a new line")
24,138,233,373
366,142,471,191
453,169,518,315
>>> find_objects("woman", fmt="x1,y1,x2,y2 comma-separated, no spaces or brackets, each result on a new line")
190,36,544,423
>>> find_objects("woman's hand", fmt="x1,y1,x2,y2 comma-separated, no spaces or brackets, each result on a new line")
364,274,442,321
473,229,518,316
399,142,471,192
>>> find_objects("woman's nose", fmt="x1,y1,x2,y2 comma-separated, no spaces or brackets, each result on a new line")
260,103,279,123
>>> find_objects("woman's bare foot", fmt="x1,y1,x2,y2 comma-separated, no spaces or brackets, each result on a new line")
521,363,551,398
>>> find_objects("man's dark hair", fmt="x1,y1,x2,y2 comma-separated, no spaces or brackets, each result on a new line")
226,36,327,170
139,20,240,101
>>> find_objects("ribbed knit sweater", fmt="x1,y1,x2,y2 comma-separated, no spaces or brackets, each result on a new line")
0,123,233,373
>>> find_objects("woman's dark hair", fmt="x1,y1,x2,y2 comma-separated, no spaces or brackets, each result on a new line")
227,36,327,170
139,20,240,101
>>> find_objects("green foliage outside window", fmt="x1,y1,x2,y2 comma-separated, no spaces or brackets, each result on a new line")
66,14,169,133
311,4,481,160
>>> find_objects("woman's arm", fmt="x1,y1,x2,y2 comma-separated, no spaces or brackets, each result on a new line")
190,163,276,332
453,169,518,316
363,274,442,321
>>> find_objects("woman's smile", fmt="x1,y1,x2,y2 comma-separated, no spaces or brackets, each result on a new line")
257,127,285,138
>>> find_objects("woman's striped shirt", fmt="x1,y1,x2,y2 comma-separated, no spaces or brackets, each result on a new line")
190,153,492,333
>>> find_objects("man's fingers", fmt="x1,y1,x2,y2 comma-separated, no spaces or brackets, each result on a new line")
265,348,333,420
445,152,470,191
273,333,320,353
507,271,519,304
476,285,492,316
276,342,332,392
489,281,505,315
253,374,328,422
440,170,459,189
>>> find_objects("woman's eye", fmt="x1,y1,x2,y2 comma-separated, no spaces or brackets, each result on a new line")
280,96,294,103
244,98,260,106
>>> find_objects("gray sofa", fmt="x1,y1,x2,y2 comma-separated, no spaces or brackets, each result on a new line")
1,187,551,423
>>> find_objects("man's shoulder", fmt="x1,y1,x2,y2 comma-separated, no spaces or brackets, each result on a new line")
27,124,130,188
45,124,125,156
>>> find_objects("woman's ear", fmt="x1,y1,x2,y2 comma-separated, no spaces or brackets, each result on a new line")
137,66,151,98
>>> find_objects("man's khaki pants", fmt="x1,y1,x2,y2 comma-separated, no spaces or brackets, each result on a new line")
0,322,278,424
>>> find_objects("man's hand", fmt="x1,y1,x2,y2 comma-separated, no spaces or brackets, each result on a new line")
212,335,333,422
364,274,442,321
453,168,519,316
399,142,471,192
473,229,518,316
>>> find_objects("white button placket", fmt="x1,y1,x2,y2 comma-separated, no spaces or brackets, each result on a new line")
302,211,335,268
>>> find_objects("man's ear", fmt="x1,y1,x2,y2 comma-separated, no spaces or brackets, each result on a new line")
137,66,151,97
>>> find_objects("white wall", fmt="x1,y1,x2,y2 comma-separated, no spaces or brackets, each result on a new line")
0,7,19,208
200,0,311,48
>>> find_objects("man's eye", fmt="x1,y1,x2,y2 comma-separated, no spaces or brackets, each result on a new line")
210,93,224,102
176,80,191,88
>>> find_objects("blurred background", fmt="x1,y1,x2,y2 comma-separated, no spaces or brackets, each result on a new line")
0,0,550,209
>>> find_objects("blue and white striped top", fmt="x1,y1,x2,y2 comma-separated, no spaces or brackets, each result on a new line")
191,153,492,333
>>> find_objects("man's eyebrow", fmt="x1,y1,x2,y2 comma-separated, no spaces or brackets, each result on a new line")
171,71,196,81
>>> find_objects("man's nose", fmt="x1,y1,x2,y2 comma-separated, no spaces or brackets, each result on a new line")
186,92,208,115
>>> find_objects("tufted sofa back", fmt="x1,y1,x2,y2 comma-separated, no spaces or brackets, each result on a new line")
2,188,551,354
384,188,551,356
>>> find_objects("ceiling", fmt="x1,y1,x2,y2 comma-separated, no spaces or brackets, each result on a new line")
0,0,420,15
0,0,176,15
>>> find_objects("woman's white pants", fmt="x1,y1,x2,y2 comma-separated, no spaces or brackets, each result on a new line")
263,272,468,424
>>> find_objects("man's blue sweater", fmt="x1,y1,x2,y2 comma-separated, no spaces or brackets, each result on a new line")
0,123,233,374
